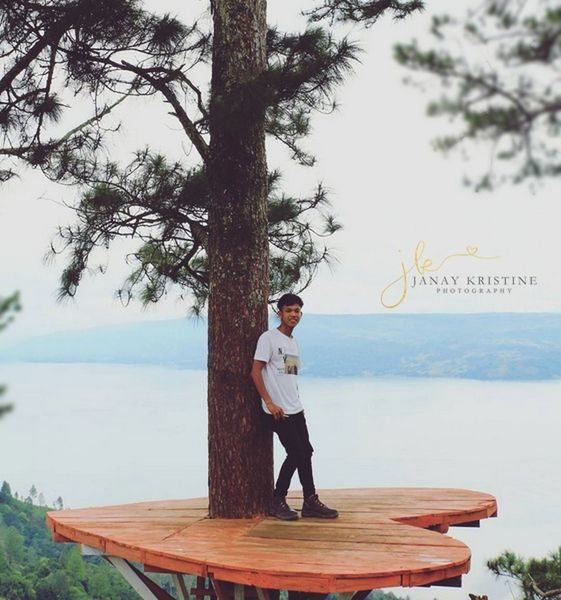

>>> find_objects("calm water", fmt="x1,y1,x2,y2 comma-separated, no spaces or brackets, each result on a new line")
1,363,560,600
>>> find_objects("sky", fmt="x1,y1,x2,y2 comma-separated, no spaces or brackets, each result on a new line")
1,0,560,340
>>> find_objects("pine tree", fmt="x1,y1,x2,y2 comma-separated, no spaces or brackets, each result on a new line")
0,481,12,502
4,527,25,565
394,0,561,190
486,547,561,600
0,0,424,517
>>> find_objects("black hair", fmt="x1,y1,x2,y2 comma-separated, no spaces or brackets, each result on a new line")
276,293,304,311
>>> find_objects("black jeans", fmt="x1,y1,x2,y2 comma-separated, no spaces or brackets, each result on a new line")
265,409,316,499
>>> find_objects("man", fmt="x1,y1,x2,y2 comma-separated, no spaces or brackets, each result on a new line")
251,293,338,521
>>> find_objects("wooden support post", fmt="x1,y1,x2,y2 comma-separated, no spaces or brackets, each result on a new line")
255,588,272,600
347,592,370,600
211,578,233,600
255,587,280,600
172,574,191,600
288,592,329,600
104,556,177,600
191,576,217,600
81,545,185,600
234,584,245,600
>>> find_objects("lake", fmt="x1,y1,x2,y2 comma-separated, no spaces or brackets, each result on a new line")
1,363,560,600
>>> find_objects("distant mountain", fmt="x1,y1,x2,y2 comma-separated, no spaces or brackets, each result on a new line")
0,319,207,369
2,313,561,380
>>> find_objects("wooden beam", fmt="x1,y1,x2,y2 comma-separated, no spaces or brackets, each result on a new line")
421,575,462,588
453,520,480,528
428,524,449,534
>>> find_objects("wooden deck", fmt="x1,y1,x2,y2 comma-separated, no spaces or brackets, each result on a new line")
46,488,497,594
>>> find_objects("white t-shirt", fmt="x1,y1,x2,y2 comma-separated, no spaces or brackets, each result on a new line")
253,328,303,415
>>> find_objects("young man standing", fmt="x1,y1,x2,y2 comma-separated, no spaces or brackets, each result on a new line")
251,293,338,521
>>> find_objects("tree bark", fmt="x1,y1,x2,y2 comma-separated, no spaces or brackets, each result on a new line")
207,0,272,518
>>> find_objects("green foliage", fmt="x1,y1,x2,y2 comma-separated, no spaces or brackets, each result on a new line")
0,572,35,600
4,527,25,565
395,0,561,190
48,151,342,315
488,547,561,600
0,482,140,599
264,26,361,166
368,591,410,600
35,570,87,600
0,291,21,419
0,292,20,334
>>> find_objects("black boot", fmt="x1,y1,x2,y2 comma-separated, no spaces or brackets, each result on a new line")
301,493,338,518
270,495,299,521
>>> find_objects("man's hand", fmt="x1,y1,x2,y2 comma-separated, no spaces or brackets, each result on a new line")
266,401,285,421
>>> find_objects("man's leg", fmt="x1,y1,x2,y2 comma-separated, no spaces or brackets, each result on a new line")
289,412,339,519
263,412,300,520
273,411,315,499
274,454,298,498
268,411,337,519
263,412,298,496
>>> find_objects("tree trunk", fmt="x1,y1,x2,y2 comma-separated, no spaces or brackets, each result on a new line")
207,0,272,518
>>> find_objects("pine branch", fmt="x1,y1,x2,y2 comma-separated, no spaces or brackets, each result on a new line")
120,60,209,163
0,21,67,95
303,0,424,27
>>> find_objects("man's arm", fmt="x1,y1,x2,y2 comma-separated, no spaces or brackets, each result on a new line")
251,360,285,420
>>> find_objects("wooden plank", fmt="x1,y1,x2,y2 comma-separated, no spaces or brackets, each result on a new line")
245,522,467,547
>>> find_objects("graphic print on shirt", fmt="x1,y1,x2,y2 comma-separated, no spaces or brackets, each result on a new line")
276,347,299,375
284,353,299,375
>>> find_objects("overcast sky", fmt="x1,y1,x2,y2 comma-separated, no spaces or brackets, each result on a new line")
1,0,559,340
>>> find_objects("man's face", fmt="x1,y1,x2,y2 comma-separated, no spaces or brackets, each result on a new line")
279,303,303,328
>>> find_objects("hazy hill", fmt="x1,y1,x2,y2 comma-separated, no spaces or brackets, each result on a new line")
2,313,561,380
